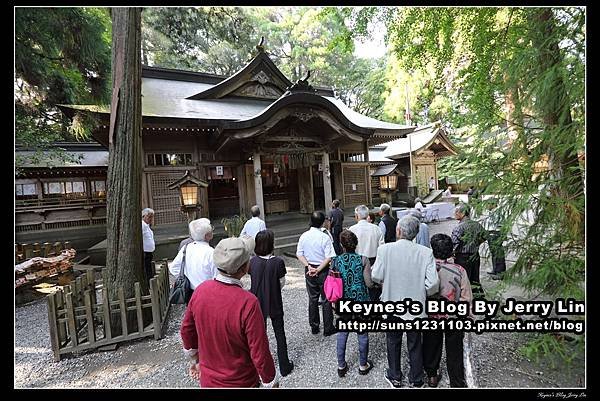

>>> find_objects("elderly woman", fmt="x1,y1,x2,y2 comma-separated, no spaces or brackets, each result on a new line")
333,229,374,378
414,197,425,210
169,218,217,303
408,209,430,248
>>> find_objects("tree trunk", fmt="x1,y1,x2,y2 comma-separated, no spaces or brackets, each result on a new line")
105,8,146,334
528,8,584,237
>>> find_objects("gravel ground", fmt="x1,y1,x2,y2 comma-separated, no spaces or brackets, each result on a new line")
14,220,584,388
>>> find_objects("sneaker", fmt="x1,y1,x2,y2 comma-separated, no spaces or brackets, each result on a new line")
358,360,374,375
338,363,348,378
281,361,294,377
311,326,320,335
384,373,403,388
409,381,424,388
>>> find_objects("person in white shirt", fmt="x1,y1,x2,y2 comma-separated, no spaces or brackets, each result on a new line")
169,218,218,290
414,197,425,211
296,211,337,336
429,176,436,192
348,205,384,265
349,205,385,301
142,208,155,281
240,205,267,238
443,186,453,197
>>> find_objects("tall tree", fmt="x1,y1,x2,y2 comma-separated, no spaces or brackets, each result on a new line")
328,6,585,363
105,8,145,332
15,8,111,169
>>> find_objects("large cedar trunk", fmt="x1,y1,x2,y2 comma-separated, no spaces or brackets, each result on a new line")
528,8,584,235
105,8,147,334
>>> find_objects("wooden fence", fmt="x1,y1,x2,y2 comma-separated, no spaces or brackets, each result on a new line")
46,260,171,361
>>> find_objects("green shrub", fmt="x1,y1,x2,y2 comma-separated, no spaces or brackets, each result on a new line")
221,215,248,237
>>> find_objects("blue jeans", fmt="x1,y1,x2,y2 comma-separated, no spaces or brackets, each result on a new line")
337,331,369,368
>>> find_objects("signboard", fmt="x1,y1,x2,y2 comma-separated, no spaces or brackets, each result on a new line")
352,184,357,191
216,166,224,176
273,166,279,173
318,163,323,171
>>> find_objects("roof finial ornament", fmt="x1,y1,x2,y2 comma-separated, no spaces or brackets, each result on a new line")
256,36,265,53
286,68,316,93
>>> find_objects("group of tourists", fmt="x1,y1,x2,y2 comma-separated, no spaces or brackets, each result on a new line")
139,196,506,388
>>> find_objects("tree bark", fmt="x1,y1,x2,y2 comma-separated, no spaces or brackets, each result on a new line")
105,8,146,333
528,8,584,237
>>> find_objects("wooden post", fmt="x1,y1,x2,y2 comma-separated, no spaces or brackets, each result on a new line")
253,152,265,220
47,293,61,361
84,290,95,344
150,276,161,339
118,288,128,337
134,282,144,334
65,293,78,348
322,152,333,210
102,288,112,340
363,140,372,206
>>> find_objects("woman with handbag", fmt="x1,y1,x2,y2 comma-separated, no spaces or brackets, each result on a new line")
332,229,375,378
169,218,217,305
249,229,294,377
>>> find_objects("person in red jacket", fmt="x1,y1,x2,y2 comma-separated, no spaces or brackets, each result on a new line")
180,236,279,388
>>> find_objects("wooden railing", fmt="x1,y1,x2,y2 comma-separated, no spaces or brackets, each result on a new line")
46,261,171,362
15,196,106,211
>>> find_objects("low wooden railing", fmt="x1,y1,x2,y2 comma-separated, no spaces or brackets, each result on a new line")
46,261,171,362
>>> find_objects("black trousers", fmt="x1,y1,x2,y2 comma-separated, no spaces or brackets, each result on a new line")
143,252,154,281
423,329,467,388
367,257,382,301
454,253,484,298
305,267,335,333
487,231,507,274
265,315,293,374
332,234,343,256
386,329,424,385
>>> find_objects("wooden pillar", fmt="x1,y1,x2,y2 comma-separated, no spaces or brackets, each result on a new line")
363,140,372,206
253,153,265,219
322,152,333,210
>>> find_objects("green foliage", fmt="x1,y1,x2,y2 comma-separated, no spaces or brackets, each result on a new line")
142,7,388,118
221,215,249,238
331,6,585,364
520,332,584,369
15,7,111,168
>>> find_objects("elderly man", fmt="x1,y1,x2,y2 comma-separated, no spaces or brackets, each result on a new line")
240,205,267,238
349,205,384,301
378,203,397,244
296,211,337,336
327,199,345,255
408,209,430,248
451,203,487,298
141,208,155,281
371,216,439,388
180,236,279,388
169,219,217,300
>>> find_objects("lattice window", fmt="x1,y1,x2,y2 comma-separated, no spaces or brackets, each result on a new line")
149,172,189,225
342,165,369,207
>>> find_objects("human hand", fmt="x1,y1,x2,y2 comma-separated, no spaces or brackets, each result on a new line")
189,362,200,381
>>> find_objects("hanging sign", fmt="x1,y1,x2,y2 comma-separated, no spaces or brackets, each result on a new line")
318,163,323,171
216,166,224,176
352,184,357,191
273,166,279,173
